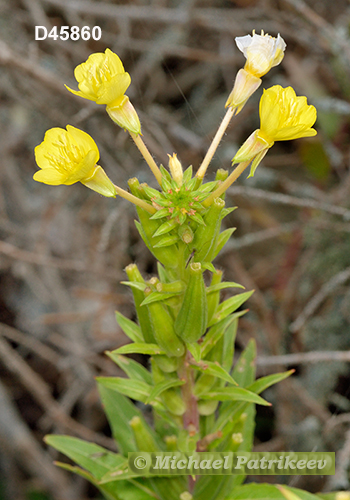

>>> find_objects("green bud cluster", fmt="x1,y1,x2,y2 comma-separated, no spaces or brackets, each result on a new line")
48,162,294,500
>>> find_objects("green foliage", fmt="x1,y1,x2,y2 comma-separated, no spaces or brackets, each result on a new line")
47,153,297,500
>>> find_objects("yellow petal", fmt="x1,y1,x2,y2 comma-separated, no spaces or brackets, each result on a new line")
64,149,98,184
64,84,96,102
33,168,67,185
95,72,131,105
66,125,100,162
105,48,125,74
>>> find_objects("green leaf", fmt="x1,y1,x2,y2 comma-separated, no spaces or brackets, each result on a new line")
97,377,152,403
232,339,256,387
115,312,143,343
209,290,254,326
121,281,147,292
44,435,125,481
106,352,153,385
146,379,185,404
206,281,244,294
201,262,216,273
201,312,246,359
187,342,201,362
190,360,238,386
247,369,294,395
182,165,193,184
198,181,218,193
111,343,166,356
157,262,169,283
222,317,238,374
54,462,123,500
153,234,179,248
140,291,181,306
153,220,178,237
142,185,161,199
220,207,236,219
225,484,322,500
150,208,170,220
160,164,172,183
190,212,206,226
213,228,236,258
200,387,270,406
97,385,138,455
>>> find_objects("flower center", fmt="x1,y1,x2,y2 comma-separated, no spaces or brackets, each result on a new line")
45,134,84,173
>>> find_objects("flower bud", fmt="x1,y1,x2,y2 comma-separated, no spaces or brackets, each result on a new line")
165,435,178,451
178,225,194,244
153,354,182,373
161,388,186,416
180,493,193,500
125,264,155,344
168,153,183,187
174,262,208,344
198,400,218,416
129,416,158,452
145,289,185,357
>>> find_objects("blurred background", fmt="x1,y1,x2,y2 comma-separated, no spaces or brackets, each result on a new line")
1,0,350,498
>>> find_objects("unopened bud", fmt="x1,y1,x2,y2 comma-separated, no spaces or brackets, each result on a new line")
145,289,185,357
165,435,178,451
129,416,158,452
180,492,193,500
231,433,244,445
168,153,183,187
198,399,218,416
174,262,208,344
178,225,194,244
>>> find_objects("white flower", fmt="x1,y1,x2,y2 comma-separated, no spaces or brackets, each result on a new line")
236,30,286,78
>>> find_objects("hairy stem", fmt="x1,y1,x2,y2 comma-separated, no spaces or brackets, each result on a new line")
202,160,250,206
113,184,156,214
130,132,163,185
179,350,199,493
196,106,235,180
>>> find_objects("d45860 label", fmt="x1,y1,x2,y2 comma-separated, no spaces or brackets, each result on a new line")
35,26,102,41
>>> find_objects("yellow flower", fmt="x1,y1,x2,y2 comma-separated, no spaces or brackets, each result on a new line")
226,31,286,113
259,85,317,142
33,125,116,197
66,49,141,135
66,48,130,105
233,85,317,176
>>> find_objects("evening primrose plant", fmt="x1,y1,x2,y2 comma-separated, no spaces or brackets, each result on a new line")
35,33,322,500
